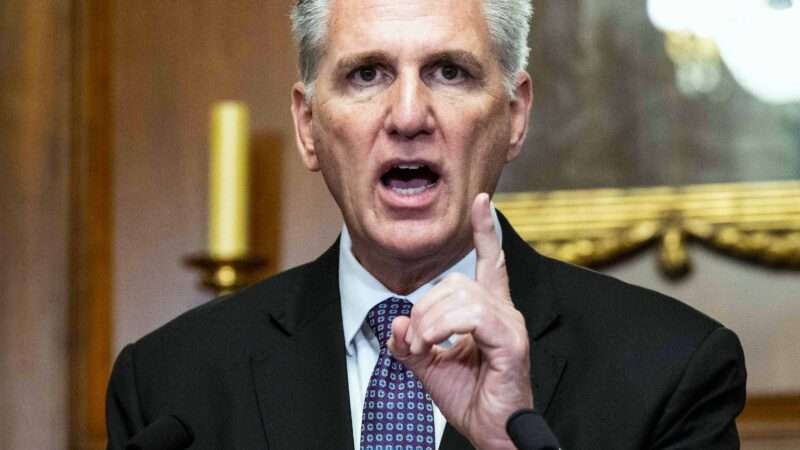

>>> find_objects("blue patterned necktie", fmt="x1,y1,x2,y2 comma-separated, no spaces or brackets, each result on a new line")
360,297,435,450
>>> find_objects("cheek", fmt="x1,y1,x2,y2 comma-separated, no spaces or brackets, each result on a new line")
449,101,510,158
316,102,380,154
449,104,512,193
311,115,350,192
311,106,378,196
313,108,357,168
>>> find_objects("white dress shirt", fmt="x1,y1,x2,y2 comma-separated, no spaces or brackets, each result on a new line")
339,207,503,449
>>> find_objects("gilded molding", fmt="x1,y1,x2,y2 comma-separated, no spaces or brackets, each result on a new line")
495,180,800,278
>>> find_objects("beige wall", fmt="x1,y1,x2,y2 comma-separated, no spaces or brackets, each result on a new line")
110,0,342,353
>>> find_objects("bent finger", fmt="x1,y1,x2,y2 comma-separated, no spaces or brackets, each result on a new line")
389,316,434,376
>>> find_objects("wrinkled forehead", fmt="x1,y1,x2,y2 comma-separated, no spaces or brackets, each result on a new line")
324,0,492,60
328,0,485,21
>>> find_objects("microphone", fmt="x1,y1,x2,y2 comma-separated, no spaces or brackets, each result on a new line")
506,409,561,450
125,415,194,450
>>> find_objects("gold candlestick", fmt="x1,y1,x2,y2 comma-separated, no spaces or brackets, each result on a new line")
187,100,266,296
208,101,250,259
185,253,267,296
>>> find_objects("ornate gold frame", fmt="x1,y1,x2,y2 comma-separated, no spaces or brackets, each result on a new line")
495,180,800,278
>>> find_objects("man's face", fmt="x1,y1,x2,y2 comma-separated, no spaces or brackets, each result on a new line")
292,0,531,268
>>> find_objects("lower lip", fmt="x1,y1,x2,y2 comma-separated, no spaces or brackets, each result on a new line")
378,180,441,210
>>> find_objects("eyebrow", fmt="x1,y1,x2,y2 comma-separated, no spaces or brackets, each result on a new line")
422,50,486,79
332,50,486,78
334,51,394,77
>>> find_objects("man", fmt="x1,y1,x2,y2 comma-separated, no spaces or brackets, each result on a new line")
107,0,746,449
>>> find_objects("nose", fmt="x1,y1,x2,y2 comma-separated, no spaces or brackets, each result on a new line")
384,71,434,140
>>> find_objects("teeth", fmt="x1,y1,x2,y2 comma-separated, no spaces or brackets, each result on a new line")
392,184,434,196
396,164,423,170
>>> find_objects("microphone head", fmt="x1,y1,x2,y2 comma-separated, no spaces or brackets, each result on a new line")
506,409,561,450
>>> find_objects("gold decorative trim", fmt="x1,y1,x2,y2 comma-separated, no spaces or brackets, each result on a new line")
495,180,800,277
739,393,800,441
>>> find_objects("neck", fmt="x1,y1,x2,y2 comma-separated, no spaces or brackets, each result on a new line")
350,237,472,295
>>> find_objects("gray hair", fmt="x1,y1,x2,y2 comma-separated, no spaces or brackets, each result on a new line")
290,0,533,98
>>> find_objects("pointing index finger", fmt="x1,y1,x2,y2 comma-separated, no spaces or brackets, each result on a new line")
471,193,510,300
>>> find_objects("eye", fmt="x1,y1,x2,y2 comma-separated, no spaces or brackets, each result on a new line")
430,63,470,85
356,67,377,82
441,64,461,80
348,65,389,87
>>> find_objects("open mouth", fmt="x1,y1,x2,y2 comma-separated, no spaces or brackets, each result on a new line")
380,163,440,196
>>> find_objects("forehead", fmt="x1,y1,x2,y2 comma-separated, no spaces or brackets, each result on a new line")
324,0,492,60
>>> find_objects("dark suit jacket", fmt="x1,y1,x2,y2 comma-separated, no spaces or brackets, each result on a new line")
107,214,746,449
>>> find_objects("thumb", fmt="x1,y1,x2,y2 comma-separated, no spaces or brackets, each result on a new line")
471,193,511,301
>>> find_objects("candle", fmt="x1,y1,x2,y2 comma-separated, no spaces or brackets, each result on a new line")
208,101,250,259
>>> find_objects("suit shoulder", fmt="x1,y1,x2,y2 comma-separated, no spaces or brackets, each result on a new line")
533,257,741,415
542,256,723,340
130,259,319,357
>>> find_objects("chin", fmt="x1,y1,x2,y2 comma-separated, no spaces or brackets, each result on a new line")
369,219,464,262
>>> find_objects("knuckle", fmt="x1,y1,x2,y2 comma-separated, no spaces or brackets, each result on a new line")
409,305,422,322
511,333,530,356
420,327,438,345
509,313,530,354
470,301,486,317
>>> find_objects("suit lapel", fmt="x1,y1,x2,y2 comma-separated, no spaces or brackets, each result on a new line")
250,242,355,450
501,212,567,416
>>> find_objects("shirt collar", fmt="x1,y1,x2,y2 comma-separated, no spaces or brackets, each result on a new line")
339,205,503,355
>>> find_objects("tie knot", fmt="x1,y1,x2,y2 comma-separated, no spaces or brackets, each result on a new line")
366,297,412,346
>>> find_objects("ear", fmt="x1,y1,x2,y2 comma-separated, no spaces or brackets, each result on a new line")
506,72,533,162
291,82,321,172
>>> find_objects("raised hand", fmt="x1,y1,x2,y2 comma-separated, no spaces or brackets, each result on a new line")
387,193,533,450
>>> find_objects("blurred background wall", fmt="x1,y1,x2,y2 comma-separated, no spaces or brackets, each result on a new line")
0,0,797,449
1,1,72,448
